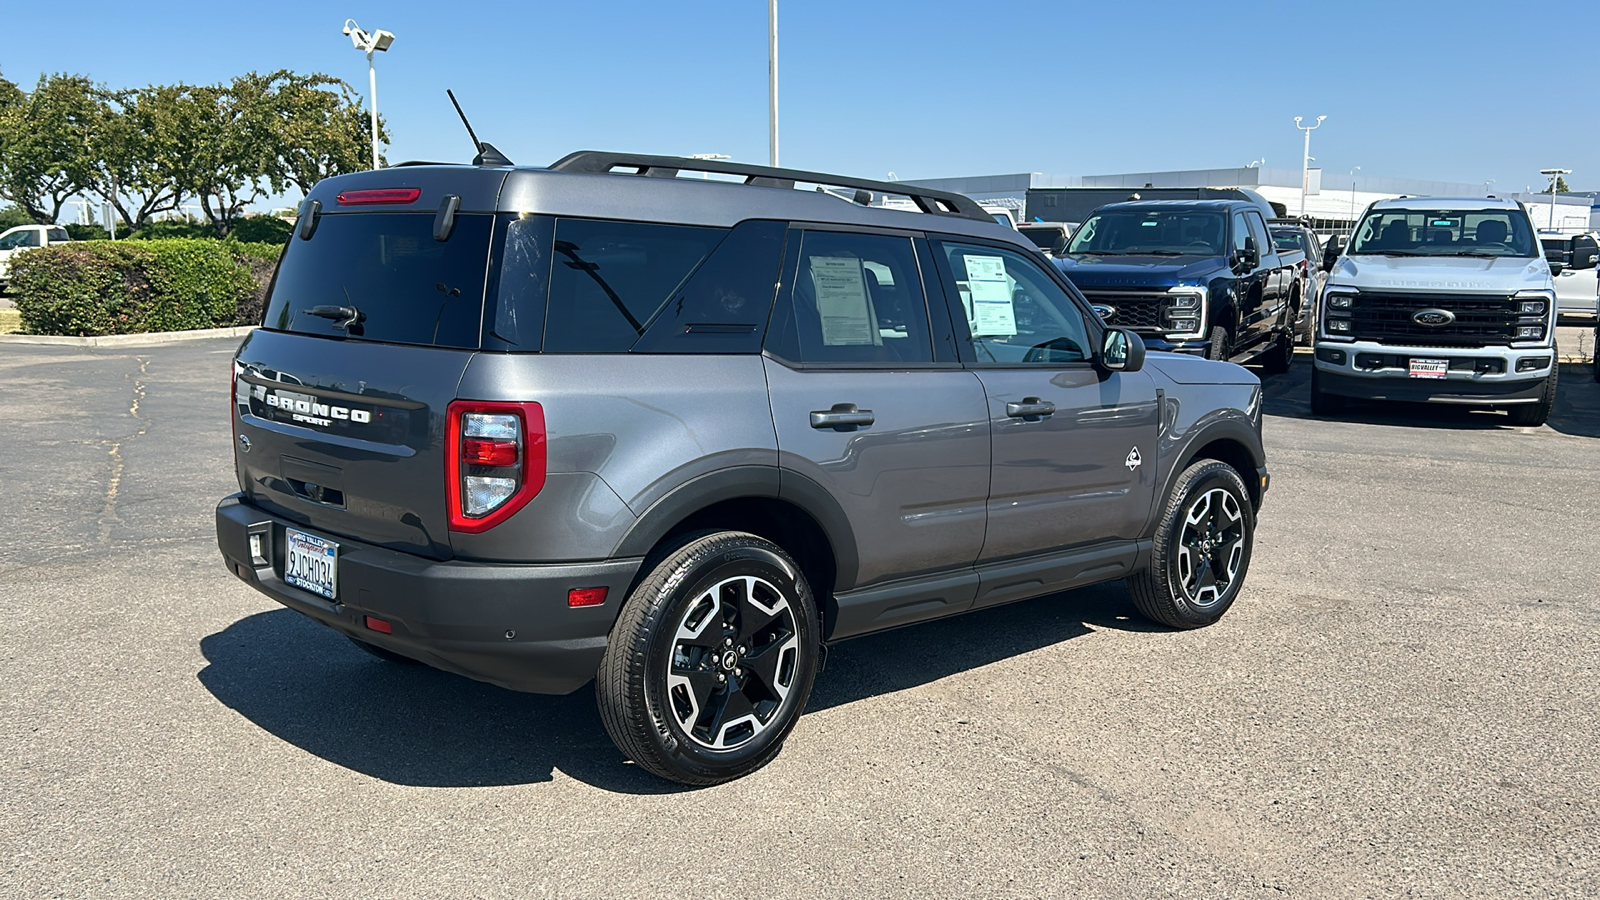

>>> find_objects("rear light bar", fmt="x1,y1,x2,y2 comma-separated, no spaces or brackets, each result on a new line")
446,400,546,533
336,188,421,206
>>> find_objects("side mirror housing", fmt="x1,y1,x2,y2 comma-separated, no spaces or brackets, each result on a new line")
1322,235,1346,271
1549,260,1566,277
1100,327,1146,373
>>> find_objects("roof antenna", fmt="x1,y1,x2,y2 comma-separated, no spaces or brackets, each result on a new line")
447,89,513,167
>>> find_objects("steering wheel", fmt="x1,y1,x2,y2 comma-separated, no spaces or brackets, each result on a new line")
1023,336,1086,363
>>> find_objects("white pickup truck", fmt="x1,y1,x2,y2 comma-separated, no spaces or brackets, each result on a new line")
1312,197,1560,426
0,224,72,290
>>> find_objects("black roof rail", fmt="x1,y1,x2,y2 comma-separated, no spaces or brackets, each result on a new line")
547,151,992,224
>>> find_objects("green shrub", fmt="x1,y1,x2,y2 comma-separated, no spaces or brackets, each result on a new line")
8,238,273,336
229,216,293,244
65,223,111,241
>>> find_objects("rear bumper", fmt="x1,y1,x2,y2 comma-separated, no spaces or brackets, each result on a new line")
216,494,641,694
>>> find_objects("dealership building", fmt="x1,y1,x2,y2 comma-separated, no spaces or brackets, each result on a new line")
903,167,1598,236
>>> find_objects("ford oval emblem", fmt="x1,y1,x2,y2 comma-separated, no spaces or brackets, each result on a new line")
1092,304,1116,321
1412,308,1455,327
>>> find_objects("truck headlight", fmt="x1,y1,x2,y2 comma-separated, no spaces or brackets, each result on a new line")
1515,325,1544,340
1327,319,1352,333
1518,300,1546,315
1327,294,1353,309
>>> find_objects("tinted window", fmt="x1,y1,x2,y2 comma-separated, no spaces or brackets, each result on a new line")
1231,214,1249,256
633,220,786,354
1245,212,1272,258
1350,209,1537,257
1272,230,1305,252
486,214,554,350
769,230,932,365
937,241,1092,365
1066,209,1225,256
47,228,69,242
1018,226,1065,251
543,219,725,353
0,230,41,249
263,213,492,348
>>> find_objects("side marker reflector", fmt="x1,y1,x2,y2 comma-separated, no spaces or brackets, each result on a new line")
365,615,393,634
568,587,608,608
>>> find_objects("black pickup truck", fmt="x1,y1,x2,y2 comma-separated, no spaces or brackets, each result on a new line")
1054,200,1298,373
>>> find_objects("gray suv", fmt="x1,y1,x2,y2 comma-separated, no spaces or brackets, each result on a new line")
216,152,1269,784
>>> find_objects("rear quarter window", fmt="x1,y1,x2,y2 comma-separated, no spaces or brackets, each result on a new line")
262,212,493,348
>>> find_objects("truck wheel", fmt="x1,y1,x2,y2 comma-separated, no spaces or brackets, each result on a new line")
1205,326,1231,362
1506,366,1558,427
1260,333,1293,376
1127,460,1255,629
1309,366,1345,416
597,531,819,786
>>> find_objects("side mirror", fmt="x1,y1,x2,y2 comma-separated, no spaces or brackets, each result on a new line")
1100,327,1145,373
1549,261,1566,277
1573,238,1598,270
1322,235,1346,271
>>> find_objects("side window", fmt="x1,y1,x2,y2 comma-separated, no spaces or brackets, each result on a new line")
769,230,933,365
23,230,42,248
633,220,786,354
47,228,69,243
936,241,1092,365
1231,214,1249,257
543,219,727,353
1246,212,1271,258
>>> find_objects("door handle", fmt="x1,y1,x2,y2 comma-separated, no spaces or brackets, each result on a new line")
810,403,875,431
1006,397,1055,419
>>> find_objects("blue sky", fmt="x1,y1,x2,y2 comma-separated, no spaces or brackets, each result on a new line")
2,0,1595,203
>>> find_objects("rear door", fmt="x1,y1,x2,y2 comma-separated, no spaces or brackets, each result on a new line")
234,209,497,559
763,227,990,593
928,237,1160,568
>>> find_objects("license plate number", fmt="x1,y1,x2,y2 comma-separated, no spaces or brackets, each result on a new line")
284,529,338,600
1408,358,1449,379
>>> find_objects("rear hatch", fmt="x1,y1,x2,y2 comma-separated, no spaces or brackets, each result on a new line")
233,197,499,559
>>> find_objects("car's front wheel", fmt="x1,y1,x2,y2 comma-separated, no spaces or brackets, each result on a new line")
1127,460,1255,629
1506,365,1557,427
597,532,819,785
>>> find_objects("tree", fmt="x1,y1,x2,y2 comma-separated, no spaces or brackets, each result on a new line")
0,73,102,224
1548,175,1570,193
86,85,190,232
253,71,382,195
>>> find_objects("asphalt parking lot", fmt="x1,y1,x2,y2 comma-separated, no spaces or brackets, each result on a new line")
2,335,1597,899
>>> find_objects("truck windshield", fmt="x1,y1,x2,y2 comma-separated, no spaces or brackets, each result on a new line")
1065,209,1225,256
1349,210,1536,258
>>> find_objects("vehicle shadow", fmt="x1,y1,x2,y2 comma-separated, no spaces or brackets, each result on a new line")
1262,354,1599,436
196,581,1145,792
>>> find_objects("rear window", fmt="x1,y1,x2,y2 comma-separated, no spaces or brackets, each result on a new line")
263,212,493,348
1272,230,1305,252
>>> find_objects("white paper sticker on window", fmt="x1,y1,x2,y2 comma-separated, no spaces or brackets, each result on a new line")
963,254,1017,337
809,256,881,346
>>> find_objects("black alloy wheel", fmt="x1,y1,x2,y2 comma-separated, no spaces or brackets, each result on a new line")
1127,460,1255,629
1205,325,1231,362
597,531,818,785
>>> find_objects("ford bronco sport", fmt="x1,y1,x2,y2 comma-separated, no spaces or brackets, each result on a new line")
217,152,1268,784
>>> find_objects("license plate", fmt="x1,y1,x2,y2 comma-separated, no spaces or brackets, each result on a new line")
284,529,338,600
1408,358,1449,379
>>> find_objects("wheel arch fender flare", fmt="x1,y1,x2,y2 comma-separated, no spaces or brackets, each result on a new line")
612,465,860,594
1156,416,1266,521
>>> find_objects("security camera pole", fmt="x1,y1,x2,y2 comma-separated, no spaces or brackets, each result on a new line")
1294,115,1325,218
343,19,396,170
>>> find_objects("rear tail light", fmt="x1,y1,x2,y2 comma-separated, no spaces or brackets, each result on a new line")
446,401,546,533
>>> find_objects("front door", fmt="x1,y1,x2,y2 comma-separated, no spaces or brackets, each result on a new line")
928,237,1160,563
763,227,991,593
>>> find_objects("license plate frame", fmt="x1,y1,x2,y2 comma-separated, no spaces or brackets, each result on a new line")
1408,357,1450,379
284,528,338,600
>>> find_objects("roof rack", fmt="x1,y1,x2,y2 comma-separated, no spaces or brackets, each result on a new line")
547,151,992,224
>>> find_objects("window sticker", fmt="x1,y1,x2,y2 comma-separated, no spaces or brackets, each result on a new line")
809,256,881,346
963,254,1017,337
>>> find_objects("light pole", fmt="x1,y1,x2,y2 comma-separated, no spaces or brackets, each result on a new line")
1538,168,1570,232
1294,115,1325,217
1348,166,1360,235
342,19,395,170
1247,158,1264,168
768,0,779,167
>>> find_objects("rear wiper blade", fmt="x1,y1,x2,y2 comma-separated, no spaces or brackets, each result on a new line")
304,304,364,330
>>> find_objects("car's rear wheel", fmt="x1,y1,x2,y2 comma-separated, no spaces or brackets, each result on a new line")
597,531,819,786
1127,460,1255,629
1259,332,1293,376
1506,365,1557,427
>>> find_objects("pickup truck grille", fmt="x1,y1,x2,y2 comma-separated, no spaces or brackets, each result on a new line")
1346,293,1518,347
1077,291,1163,331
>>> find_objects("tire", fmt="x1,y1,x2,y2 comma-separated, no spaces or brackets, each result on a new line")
1506,366,1557,427
597,531,819,786
1309,366,1345,416
1204,325,1231,362
346,635,425,665
1259,333,1293,376
1127,460,1256,629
